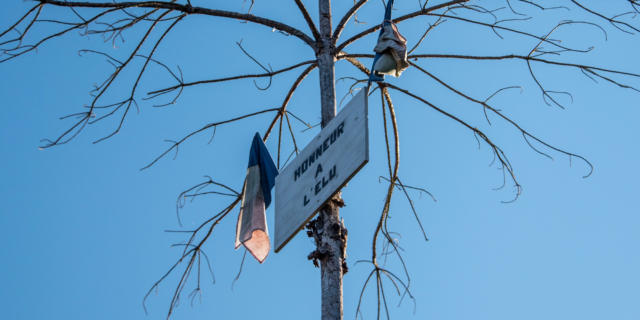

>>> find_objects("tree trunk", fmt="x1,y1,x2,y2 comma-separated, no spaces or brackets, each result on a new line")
308,1,347,320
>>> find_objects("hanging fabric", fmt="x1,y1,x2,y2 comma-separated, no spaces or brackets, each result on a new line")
369,0,409,84
235,132,279,263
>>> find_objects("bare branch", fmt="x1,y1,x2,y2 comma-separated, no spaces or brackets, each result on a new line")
148,60,316,98
142,108,280,170
39,9,172,148
264,63,317,140
333,0,368,43
410,61,593,178
336,0,470,52
409,53,640,94
96,13,186,143
294,0,321,42
385,83,522,201
34,0,316,47
570,0,640,34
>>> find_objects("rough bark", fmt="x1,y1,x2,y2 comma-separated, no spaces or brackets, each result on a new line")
306,1,347,319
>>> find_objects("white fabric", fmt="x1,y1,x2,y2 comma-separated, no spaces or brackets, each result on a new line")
373,52,397,75
373,23,409,77
235,165,270,263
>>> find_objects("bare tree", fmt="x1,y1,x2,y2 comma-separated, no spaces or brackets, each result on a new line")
2,0,639,319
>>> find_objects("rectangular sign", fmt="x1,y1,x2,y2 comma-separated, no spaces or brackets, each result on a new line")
274,90,369,252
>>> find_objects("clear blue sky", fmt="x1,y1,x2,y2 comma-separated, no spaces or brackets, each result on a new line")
1,1,639,319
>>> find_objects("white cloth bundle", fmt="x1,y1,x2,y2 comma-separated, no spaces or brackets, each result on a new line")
373,22,409,77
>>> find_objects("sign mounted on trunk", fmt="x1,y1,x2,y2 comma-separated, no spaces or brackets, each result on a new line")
274,90,369,252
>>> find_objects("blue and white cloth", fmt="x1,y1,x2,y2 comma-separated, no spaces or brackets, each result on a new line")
369,0,409,84
235,133,279,263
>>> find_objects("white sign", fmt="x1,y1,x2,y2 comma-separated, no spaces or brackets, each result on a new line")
274,90,369,252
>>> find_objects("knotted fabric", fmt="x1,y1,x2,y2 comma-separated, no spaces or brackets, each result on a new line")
373,22,409,77
369,0,409,84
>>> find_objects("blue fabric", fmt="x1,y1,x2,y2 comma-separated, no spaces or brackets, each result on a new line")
368,0,396,85
247,132,279,208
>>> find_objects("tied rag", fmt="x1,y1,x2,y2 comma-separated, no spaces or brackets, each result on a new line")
235,132,278,263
